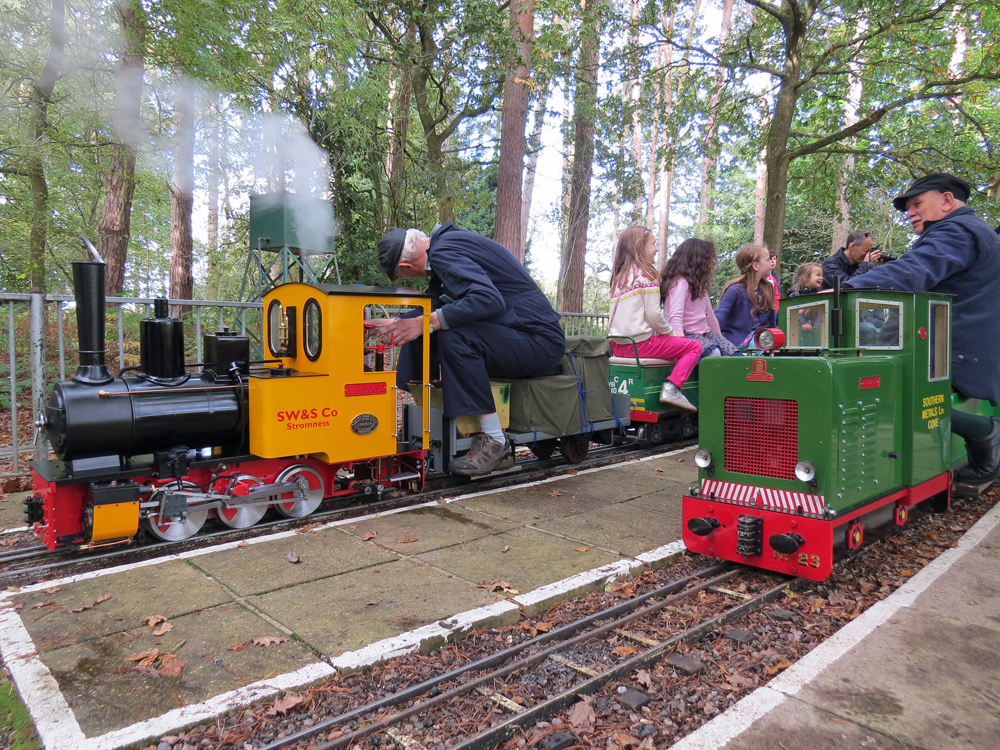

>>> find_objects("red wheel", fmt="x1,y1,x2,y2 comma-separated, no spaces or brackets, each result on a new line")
894,504,908,527
846,522,864,551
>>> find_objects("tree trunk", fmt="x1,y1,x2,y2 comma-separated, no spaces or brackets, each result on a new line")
386,24,415,229
628,0,642,220
170,78,195,311
696,0,734,231
98,0,144,296
557,0,602,313
830,19,866,253
520,79,549,255
760,1,817,265
655,10,675,255
494,0,534,259
26,0,66,295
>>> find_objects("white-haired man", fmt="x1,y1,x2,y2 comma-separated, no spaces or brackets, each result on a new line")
375,223,565,476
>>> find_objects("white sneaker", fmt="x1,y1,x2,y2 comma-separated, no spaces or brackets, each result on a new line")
660,381,697,412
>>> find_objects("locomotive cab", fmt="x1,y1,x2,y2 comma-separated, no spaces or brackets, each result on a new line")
683,290,954,580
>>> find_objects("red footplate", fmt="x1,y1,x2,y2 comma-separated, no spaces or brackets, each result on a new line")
683,494,833,581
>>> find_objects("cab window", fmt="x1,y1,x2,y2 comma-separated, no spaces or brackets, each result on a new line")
929,300,950,381
785,300,828,349
856,299,903,350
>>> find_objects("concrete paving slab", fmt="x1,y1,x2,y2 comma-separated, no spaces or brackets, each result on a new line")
340,505,518,555
621,484,688,516
642,448,699,482
0,490,28,530
415,526,622,594
902,540,1000,632
723,694,921,750
536,503,681,557
40,602,315,737
250,559,506,656
15,560,233,649
191,527,400,596
794,606,1000,749
453,482,619,525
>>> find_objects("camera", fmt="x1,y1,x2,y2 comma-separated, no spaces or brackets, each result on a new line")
871,245,897,263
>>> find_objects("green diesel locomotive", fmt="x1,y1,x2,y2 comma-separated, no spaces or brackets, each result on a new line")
681,286,994,580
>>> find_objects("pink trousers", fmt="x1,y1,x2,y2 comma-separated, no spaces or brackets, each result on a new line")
612,335,701,388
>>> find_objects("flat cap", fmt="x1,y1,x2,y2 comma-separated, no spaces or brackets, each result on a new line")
378,228,407,281
893,173,971,211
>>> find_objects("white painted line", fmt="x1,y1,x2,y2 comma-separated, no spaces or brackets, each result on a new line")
671,499,1000,750
634,539,686,566
0,602,88,749
328,600,520,673
514,558,643,611
86,662,336,750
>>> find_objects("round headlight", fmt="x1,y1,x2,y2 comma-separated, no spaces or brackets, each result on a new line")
694,449,713,468
795,460,817,483
753,327,786,352
756,329,775,349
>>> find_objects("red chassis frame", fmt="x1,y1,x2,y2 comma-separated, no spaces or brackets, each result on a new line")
682,472,950,581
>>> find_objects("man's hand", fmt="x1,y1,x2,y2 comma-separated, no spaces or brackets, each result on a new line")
368,315,435,346
801,323,813,332
865,248,882,264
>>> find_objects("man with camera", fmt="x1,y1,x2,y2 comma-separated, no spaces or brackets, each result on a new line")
821,229,884,290
843,173,1000,486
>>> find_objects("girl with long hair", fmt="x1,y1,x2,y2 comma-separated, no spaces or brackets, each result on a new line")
715,244,778,347
660,238,740,358
609,226,702,412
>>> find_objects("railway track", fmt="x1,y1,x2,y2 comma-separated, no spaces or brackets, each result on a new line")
0,439,695,585
251,563,795,750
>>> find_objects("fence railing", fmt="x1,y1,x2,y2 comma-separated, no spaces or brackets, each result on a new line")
1,294,608,478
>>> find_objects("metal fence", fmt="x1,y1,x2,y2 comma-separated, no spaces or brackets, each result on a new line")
0,295,608,478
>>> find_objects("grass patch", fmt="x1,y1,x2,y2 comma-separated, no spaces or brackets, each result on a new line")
0,670,41,750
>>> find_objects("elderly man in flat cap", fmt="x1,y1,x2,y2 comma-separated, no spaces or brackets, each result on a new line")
844,173,1000,486
374,222,565,476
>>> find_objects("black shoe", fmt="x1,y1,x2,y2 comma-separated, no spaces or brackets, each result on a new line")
955,417,1000,485
449,434,514,476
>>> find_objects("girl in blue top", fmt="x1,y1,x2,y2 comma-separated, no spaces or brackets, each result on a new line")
715,244,778,347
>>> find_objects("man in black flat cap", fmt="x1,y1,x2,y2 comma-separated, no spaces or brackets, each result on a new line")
374,223,565,476
843,173,1000,486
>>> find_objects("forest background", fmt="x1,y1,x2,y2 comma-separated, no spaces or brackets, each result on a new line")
2,0,999,312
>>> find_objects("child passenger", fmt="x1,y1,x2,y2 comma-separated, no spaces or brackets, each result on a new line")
715,244,778,348
660,238,741,358
609,226,702,412
787,262,824,344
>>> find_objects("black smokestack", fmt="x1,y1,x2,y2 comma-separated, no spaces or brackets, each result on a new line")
71,258,113,385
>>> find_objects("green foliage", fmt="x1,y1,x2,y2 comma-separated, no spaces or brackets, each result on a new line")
0,673,41,750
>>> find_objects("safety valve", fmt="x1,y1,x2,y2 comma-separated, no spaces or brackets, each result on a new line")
687,516,720,536
768,532,805,555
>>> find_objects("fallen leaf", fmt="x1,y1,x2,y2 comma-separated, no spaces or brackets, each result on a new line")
575,546,590,553
152,623,174,637
502,545,511,553
534,621,552,633
296,523,321,534
252,636,290,647
612,645,638,657
43,587,60,594
68,593,113,613
125,648,161,665
30,601,57,610
286,551,301,564
767,660,794,675
145,615,167,629
549,490,562,497
362,531,377,541
228,642,248,652
614,733,640,750
567,469,578,475
676,458,685,463
348,524,359,529
899,569,914,578
366,599,379,606
653,467,664,473
396,538,418,544
156,653,184,676
567,696,595,732
236,540,247,548
266,693,306,716
635,669,654,689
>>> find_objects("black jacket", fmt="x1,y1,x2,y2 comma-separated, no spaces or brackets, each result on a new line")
821,248,873,290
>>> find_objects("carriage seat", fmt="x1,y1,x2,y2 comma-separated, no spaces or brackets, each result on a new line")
608,356,677,367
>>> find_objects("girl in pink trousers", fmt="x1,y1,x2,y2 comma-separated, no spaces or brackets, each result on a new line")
608,226,701,412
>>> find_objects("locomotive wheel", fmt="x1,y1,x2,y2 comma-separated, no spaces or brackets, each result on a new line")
145,482,209,542
637,422,663,448
530,439,558,460
274,465,325,518
216,475,268,529
560,433,590,464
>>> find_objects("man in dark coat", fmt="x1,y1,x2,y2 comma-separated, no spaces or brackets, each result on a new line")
843,173,1000,485
821,229,882,290
375,222,566,476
